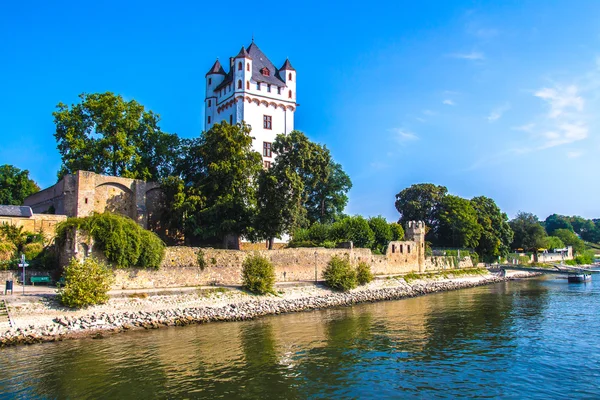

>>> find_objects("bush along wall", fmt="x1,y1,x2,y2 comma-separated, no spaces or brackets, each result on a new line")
56,212,165,269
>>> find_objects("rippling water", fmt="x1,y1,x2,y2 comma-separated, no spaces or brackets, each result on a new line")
1,276,599,399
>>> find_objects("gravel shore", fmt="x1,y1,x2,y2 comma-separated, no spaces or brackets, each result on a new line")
0,271,536,347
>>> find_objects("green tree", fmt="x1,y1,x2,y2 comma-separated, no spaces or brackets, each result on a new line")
254,165,304,249
552,228,586,254
271,131,331,227
368,216,393,253
53,92,180,180
544,236,565,250
242,254,276,295
470,196,513,260
305,161,352,224
196,122,262,248
434,195,481,248
0,165,40,205
509,212,547,251
544,214,573,235
394,183,448,238
331,216,375,249
389,222,405,241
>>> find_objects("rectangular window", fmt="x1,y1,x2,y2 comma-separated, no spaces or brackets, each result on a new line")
267,84,271,92
208,99,211,107
263,142,272,157
256,83,261,90
264,161,271,169
277,87,281,95
208,116,211,124
263,115,272,130
229,115,233,125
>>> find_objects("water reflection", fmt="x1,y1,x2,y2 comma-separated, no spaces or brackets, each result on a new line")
0,278,598,399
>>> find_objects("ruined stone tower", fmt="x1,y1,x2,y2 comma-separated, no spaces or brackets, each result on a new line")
406,221,426,272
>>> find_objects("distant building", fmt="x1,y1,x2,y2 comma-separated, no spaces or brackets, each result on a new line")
205,41,297,168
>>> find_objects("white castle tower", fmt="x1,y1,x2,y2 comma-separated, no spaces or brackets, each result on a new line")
205,41,297,168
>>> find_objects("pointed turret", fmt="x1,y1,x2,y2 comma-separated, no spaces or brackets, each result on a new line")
205,59,226,76
235,46,252,59
279,58,295,71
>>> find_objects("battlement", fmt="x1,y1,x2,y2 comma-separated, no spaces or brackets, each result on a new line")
405,220,426,244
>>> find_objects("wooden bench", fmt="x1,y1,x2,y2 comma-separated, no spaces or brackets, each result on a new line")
30,276,51,286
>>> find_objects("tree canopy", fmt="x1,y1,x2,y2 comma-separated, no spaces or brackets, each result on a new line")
471,196,513,260
394,183,448,236
509,212,547,251
544,214,573,236
434,195,481,249
0,165,40,205
53,92,180,180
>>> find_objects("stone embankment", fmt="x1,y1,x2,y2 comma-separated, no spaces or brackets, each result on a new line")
0,272,535,347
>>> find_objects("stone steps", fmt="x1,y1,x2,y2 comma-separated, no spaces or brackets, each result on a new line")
0,300,13,330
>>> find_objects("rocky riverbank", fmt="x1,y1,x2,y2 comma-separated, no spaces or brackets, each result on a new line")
0,271,536,347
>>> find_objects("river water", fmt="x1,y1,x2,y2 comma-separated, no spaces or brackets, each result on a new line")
1,276,599,399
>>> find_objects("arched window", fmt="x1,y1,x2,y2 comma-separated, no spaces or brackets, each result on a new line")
246,81,250,90
288,73,292,81
237,80,242,89
288,90,292,99
208,78,212,85
208,116,211,124
208,100,211,107
247,64,250,71
238,61,242,71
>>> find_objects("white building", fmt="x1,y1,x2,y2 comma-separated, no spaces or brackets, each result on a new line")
204,41,297,168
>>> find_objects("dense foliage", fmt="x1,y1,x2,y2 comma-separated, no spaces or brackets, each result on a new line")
53,92,180,180
56,213,165,268
394,183,447,234
356,261,373,285
322,256,357,291
58,257,113,308
0,164,40,205
0,224,53,270
471,196,513,261
242,254,276,295
509,212,547,251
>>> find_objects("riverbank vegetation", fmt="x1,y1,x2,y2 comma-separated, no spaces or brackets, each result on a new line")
58,257,113,308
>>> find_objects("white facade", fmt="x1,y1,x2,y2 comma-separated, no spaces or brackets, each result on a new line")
204,43,297,166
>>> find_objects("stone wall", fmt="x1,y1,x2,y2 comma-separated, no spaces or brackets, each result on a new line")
24,171,160,229
0,214,66,241
111,243,468,290
424,256,474,270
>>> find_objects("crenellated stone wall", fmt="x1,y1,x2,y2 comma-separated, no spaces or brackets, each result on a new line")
0,214,66,241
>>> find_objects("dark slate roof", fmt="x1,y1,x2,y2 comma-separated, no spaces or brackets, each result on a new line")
206,59,226,76
214,68,233,91
280,58,295,71
0,205,33,218
247,43,287,87
235,46,251,59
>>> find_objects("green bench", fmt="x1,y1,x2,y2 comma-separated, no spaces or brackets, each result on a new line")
30,276,51,286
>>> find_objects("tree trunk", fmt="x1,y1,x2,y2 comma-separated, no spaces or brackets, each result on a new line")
268,237,274,250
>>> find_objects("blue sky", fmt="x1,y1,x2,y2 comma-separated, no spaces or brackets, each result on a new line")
1,1,599,221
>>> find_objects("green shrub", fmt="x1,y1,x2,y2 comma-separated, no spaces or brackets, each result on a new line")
242,254,276,295
356,261,373,285
137,230,165,269
58,257,114,308
197,249,207,270
322,255,357,291
22,242,44,261
308,223,331,244
287,240,317,248
56,213,165,269
321,240,336,249
574,250,595,265
0,241,16,262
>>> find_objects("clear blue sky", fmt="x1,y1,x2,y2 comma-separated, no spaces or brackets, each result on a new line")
1,1,599,221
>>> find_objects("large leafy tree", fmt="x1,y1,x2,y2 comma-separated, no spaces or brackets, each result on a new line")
434,195,481,248
0,165,40,205
368,216,393,253
305,161,352,224
196,122,262,248
53,92,180,180
471,196,513,260
544,214,573,235
509,212,547,251
272,131,351,228
394,183,448,237
254,165,304,249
